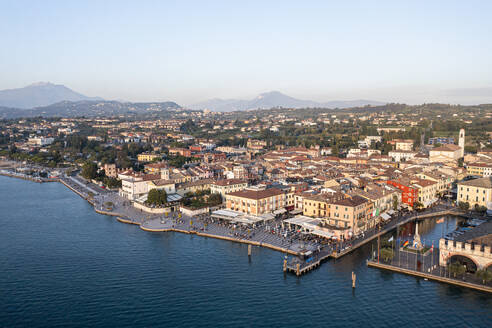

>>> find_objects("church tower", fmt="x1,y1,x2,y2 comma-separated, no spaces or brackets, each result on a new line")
458,128,465,157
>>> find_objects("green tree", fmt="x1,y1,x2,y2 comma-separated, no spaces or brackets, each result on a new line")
476,269,492,285
448,262,466,278
81,162,98,180
146,189,167,206
380,247,394,262
458,201,470,211
208,193,223,206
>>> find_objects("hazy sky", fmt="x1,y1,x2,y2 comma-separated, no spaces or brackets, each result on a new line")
1,0,492,105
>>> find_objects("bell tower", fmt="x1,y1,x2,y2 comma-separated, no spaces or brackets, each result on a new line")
458,128,465,157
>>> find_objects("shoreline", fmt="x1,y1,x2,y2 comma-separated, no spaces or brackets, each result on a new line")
3,172,489,293
1,173,301,257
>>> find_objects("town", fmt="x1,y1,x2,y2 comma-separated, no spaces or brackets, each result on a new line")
1,103,491,289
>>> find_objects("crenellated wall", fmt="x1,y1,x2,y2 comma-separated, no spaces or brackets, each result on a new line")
439,239,492,269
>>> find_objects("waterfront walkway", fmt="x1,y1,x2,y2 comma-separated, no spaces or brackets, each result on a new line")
285,204,467,276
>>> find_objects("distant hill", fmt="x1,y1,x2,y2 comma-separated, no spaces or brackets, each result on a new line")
0,100,182,119
189,91,385,112
0,82,103,109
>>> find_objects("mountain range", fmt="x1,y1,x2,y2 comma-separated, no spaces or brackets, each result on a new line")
0,100,182,119
0,83,385,118
189,91,385,112
0,82,103,109
0,83,181,119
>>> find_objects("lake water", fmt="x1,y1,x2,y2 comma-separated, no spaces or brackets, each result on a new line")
0,176,491,327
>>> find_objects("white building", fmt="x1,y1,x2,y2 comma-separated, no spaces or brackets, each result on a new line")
388,150,417,162
28,137,54,146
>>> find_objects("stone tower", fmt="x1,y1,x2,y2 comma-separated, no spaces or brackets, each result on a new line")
458,128,465,157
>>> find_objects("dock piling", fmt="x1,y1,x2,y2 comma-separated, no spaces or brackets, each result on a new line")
283,259,287,272
352,271,356,288
248,244,252,257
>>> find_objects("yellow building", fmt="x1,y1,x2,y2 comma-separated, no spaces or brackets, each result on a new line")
466,162,492,177
327,196,371,237
225,188,285,216
457,177,492,208
137,153,161,162
302,193,344,218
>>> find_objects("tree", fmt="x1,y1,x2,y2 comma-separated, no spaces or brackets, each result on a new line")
81,162,98,180
474,204,487,214
476,269,492,285
146,189,167,206
380,247,394,262
208,193,223,206
448,262,466,278
458,201,470,211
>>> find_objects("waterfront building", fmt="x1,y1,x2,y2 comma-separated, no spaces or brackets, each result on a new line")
457,176,492,209
302,193,345,218
225,187,285,216
327,195,371,238
385,179,419,207
210,179,248,197
118,171,160,200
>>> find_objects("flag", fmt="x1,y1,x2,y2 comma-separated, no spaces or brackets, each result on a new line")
388,236,394,242
402,240,409,247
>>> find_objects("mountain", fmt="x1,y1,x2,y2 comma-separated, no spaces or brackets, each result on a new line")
0,100,182,119
189,91,385,112
0,82,103,109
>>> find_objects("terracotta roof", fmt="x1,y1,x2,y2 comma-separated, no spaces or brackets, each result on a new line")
213,179,247,186
459,177,492,188
227,188,284,200
332,195,368,207
431,144,461,151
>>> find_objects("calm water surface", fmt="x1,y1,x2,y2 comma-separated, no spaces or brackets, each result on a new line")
0,176,491,327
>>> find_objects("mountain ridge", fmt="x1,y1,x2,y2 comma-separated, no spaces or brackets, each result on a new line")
0,82,103,109
189,91,385,112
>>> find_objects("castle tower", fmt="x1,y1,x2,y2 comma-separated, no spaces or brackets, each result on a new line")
458,128,465,158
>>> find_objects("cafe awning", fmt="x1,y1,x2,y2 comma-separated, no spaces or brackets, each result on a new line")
380,213,391,221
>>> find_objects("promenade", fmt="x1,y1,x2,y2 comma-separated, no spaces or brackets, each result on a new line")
3,170,485,279
285,204,466,276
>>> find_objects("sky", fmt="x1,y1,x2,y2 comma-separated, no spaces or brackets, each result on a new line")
1,0,491,105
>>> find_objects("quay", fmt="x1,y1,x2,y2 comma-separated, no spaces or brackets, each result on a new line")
367,261,492,294
1,171,487,279
285,207,470,276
